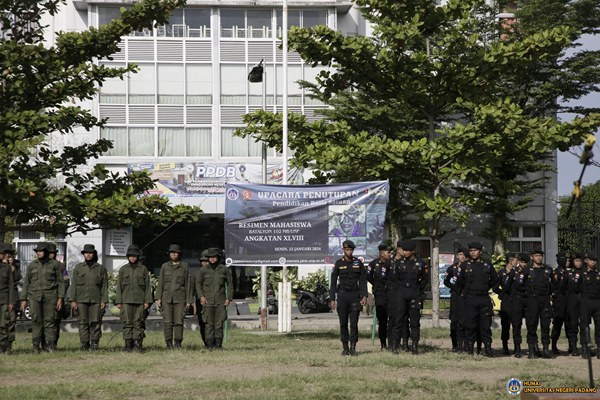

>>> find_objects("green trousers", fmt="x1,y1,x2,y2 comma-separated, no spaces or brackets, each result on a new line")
120,304,147,340
196,300,206,344
30,299,60,341
8,306,16,343
77,303,104,343
204,305,226,340
0,304,10,346
162,301,186,341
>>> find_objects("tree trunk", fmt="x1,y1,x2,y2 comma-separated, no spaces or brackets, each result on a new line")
391,221,400,248
493,213,506,254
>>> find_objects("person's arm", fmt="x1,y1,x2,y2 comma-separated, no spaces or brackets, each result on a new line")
20,266,31,311
329,263,339,309
7,266,15,311
197,268,207,307
488,265,499,289
225,267,234,306
443,265,454,289
155,263,165,306
366,260,375,286
56,263,66,300
359,261,368,305
185,264,193,305
419,261,429,292
69,265,78,303
144,267,153,308
115,269,123,308
492,270,503,295
100,268,109,307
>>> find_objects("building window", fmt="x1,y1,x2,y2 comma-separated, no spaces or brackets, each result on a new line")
276,9,327,36
187,64,213,104
129,64,155,104
508,226,543,253
221,64,246,104
99,63,126,104
102,127,211,157
221,128,261,157
221,10,272,39
158,64,184,104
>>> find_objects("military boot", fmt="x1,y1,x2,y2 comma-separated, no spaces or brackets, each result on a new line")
125,339,133,353
534,343,542,358
5,342,12,355
46,341,56,353
350,342,357,357
466,341,474,356
32,339,41,355
528,344,538,359
174,339,183,350
569,342,579,357
485,343,496,358
411,341,419,355
133,339,143,354
206,338,214,352
514,343,522,358
380,338,387,351
165,339,173,350
542,345,556,359
457,341,464,354
476,343,482,356
502,340,510,355
214,339,223,351
551,338,560,355
391,340,399,354
568,341,573,354
80,342,90,351
401,337,409,352
91,341,99,352
451,336,458,353
341,342,350,356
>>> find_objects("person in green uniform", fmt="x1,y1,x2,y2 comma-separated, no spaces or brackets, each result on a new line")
70,244,108,351
20,242,65,353
156,244,192,350
0,244,16,355
115,245,153,353
196,248,233,351
193,250,209,346
48,243,70,345
0,243,19,354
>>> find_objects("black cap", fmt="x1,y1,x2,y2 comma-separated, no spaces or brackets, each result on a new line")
530,248,544,255
505,252,517,263
126,245,141,256
81,244,97,255
206,248,222,257
457,246,469,256
403,240,416,252
517,253,530,263
378,244,392,252
198,249,209,262
0,243,14,254
396,240,405,249
47,243,58,254
167,244,182,254
571,252,583,260
585,251,598,261
33,242,51,252
342,240,356,249
467,242,483,250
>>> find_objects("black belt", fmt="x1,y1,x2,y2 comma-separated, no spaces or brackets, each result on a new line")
340,285,359,293
467,290,489,296
399,282,418,289
531,291,549,296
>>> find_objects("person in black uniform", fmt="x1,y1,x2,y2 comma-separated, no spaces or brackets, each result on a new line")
493,252,517,355
330,240,367,356
507,252,530,358
391,239,428,355
366,244,394,350
580,251,600,359
457,242,498,357
444,246,468,353
561,252,584,356
550,252,570,355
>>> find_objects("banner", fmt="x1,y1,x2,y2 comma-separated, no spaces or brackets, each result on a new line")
439,254,454,298
127,162,303,196
224,181,389,266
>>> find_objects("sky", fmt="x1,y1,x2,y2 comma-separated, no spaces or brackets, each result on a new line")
556,35,600,199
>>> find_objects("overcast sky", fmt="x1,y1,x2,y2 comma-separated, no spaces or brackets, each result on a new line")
556,35,600,199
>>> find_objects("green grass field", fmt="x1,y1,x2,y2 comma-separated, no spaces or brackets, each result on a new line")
0,328,598,399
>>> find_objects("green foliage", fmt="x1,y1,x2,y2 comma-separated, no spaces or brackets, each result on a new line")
251,268,300,298
297,270,329,292
558,180,600,253
107,271,118,304
0,0,200,241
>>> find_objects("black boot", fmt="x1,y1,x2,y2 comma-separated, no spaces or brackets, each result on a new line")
46,341,56,353
466,341,474,355
502,340,509,355
476,343,482,356
552,339,560,355
91,341,99,352
514,343,522,358
80,342,90,351
570,342,579,357
485,343,496,358
350,342,357,356
568,341,573,354
32,339,41,355
380,338,387,351
412,341,419,355
528,344,538,359
341,342,350,356
133,339,143,354
457,341,464,354
391,340,399,354
451,336,458,353
206,338,214,352
5,342,11,355
542,344,555,359
401,338,409,352
534,343,542,358
174,339,182,350
214,339,223,351
165,339,173,350
125,339,133,353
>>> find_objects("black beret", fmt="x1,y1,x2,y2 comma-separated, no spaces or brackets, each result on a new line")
467,242,483,250
342,240,356,249
517,253,530,263
585,251,598,261
396,240,405,249
571,252,583,260
457,246,469,256
556,252,568,259
530,248,544,255
403,240,417,252
505,252,517,262
378,244,393,252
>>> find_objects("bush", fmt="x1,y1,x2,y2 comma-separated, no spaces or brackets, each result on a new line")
298,270,329,292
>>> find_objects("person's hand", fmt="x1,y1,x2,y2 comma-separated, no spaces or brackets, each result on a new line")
201,296,207,307
360,296,367,306
193,304,197,316
71,301,77,310
224,299,230,307
156,299,162,307
21,301,27,311
186,303,190,309
8,304,13,312
144,303,150,310
330,300,336,310
57,298,63,311
100,303,106,310
116,304,122,310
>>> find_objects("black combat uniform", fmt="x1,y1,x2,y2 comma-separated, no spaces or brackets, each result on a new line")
457,242,498,357
330,240,367,356
492,252,516,355
580,251,600,359
391,240,428,355
506,252,530,358
550,253,569,354
366,244,394,350
561,253,584,356
444,246,468,353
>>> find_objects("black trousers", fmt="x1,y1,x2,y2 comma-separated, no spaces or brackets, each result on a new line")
337,290,361,343
499,295,513,342
581,298,600,346
526,295,552,345
512,294,527,344
373,290,390,343
551,292,568,343
393,287,421,342
566,293,582,343
464,294,493,345
449,292,465,345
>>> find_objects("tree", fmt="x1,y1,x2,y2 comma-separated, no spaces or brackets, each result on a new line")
0,0,201,241
558,180,600,253
237,0,600,326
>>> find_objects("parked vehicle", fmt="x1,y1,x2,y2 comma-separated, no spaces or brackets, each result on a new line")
296,281,330,314
267,287,278,314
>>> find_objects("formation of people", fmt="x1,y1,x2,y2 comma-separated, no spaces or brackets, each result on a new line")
0,242,232,354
